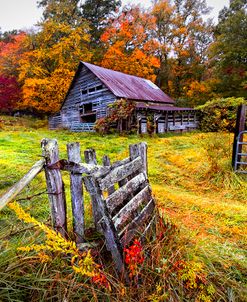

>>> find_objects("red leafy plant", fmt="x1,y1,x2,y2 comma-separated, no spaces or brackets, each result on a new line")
124,239,144,278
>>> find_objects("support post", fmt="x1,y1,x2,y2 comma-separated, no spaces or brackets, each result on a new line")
83,175,127,279
102,155,115,195
84,149,97,165
129,142,148,176
232,104,247,168
41,139,67,237
67,142,84,243
84,149,101,229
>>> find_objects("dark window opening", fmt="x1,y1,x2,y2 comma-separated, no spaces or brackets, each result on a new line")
81,84,104,96
81,114,96,123
83,103,92,114
96,85,103,91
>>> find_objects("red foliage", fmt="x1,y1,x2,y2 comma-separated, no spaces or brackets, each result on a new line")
0,75,21,113
92,272,110,289
124,239,144,278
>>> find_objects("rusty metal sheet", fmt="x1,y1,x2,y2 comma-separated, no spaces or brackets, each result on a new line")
83,62,175,104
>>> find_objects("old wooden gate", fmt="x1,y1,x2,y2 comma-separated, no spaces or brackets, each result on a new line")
0,140,156,276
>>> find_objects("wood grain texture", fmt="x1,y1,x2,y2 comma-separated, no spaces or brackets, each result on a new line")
113,185,152,232
67,142,84,243
120,199,155,247
102,155,115,195
41,138,67,237
0,159,45,211
83,175,127,277
99,157,142,190
106,172,147,215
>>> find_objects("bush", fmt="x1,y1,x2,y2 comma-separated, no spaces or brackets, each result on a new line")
197,97,246,132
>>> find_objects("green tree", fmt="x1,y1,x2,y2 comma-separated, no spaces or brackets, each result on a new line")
209,0,247,98
37,0,82,27
81,0,121,46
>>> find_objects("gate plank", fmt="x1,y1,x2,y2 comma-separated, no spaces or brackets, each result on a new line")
83,176,127,277
99,157,142,190
106,172,146,214
113,185,152,232
120,199,155,246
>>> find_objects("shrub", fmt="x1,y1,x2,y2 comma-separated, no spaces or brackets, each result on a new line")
94,99,136,134
197,97,246,132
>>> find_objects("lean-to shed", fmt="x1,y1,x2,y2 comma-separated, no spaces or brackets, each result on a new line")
49,62,198,133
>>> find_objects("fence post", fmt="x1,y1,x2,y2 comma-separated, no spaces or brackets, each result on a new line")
84,149,97,165
103,155,115,195
232,104,246,169
41,138,67,237
129,142,148,176
67,142,84,243
84,149,101,230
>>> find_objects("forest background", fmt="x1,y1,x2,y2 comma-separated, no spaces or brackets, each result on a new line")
0,0,246,116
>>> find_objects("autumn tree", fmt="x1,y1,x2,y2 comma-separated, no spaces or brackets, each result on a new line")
0,75,21,113
152,0,213,104
37,0,82,26
100,6,160,81
209,0,247,98
18,20,92,114
81,0,121,46
0,32,27,112
0,32,27,77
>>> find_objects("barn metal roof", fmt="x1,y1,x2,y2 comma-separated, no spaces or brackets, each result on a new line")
82,62,175,104
136,103,195,111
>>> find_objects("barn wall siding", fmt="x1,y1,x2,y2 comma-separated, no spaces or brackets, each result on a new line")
50,66,116,130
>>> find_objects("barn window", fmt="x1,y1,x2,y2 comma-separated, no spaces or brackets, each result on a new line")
81,85,104,97
80,102,96,123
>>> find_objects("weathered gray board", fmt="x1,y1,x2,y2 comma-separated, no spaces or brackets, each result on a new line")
83,142,156,275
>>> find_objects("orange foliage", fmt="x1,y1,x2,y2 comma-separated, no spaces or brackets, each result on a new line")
0,32,27,77
100,6,160,81
18,21,92,114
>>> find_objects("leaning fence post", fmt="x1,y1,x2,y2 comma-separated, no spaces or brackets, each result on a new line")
84,149,101,231
41,138,67,237
67,142,84,244
103,155,115,195
129,142,148,176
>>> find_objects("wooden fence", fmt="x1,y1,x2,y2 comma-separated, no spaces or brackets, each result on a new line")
0,139,156,275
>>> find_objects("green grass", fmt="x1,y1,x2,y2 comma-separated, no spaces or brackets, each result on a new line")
0,115,246,301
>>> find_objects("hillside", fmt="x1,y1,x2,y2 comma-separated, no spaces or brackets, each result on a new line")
0,115,246,301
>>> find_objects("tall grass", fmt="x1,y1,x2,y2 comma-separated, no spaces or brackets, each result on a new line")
0,115,246,301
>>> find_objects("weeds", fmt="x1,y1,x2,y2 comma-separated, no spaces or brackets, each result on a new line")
0,115,246,301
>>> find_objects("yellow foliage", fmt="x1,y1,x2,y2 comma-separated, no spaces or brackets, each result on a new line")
18,20,92,113
8,201,100,279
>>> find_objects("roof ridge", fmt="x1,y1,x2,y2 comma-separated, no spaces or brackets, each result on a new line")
82,61,150,82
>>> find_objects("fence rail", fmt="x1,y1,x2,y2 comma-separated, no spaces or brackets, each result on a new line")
0,139,156,277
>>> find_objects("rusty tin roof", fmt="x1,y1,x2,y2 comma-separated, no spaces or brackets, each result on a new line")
83,62,175,104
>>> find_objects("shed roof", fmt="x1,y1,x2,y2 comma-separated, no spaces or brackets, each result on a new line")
82,62,175,104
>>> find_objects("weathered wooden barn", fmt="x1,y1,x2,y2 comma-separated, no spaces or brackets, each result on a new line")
49,62,198,133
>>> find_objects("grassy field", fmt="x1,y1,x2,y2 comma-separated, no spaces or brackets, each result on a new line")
0,115,246,301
